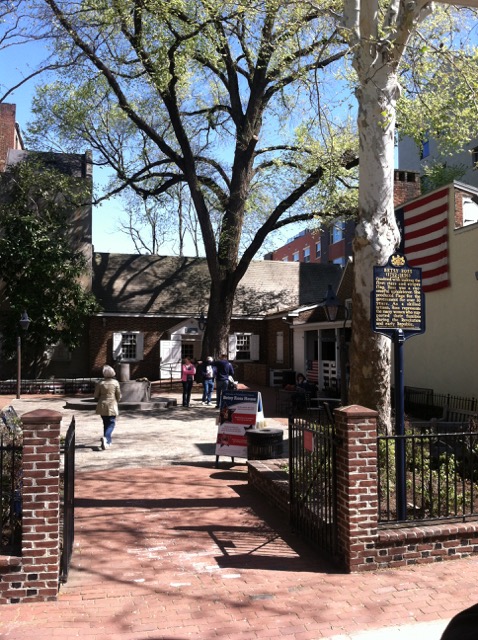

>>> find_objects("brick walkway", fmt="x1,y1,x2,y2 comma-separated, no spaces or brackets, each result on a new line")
1,390,477,639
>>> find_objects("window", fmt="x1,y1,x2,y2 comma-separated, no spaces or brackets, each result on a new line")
315,240,321,258
472,147,478,169
293,251,299,262
113,331,144,362
420,134,430,160
303,247,310,263
332,221,344,244
282,256,289,262
181,343,194,360
228,333,260,361
236,334,251,360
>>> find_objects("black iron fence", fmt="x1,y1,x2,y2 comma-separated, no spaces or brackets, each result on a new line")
288,410,339,556
403,386,478,421
59,416,75,584
378,421,478,524
0,378,96,395
0,407,22,555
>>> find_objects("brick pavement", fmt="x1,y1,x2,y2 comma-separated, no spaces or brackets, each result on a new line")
0,390,477,639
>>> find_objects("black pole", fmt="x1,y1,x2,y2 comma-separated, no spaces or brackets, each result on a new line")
393,329,407,521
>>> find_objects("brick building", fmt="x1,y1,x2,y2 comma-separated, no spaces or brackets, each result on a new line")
264,170,421,266
0,103,24,171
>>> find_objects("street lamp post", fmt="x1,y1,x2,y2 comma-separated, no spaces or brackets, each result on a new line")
16,310,32,400
197,311,207,332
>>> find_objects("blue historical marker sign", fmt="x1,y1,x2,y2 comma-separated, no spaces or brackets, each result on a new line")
371,253,425,339
371,253,426,521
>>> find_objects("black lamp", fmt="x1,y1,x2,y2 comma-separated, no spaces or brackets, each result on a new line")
198,311,207,331
320,284,340,322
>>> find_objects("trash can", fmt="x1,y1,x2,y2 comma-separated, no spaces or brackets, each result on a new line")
246,428,284,460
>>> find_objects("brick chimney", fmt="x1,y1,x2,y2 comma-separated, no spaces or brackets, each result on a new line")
394,169,421,207
0,103,24,172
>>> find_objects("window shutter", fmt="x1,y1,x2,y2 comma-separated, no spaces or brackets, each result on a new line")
276,332,284,364
250,334,260,360
136,333,144,360
113,332,123,360
228,334,237,360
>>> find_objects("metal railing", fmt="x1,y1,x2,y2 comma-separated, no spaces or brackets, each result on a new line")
0,378,97,395
0,408,22,554
59,416,75,584
378,422,478,524
289,411,339,556
403,386,478,421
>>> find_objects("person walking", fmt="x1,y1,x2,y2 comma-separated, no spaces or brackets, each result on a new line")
199,356,216,405
214,354,234,408
94,364,121,450
181,357,196,407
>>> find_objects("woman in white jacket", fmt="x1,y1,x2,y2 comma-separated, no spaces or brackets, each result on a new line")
94,365,121,449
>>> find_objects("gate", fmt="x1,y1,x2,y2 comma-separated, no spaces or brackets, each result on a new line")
59,416,75,584
288,411,338,556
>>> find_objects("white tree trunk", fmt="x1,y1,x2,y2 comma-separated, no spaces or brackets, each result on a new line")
349,60,401,431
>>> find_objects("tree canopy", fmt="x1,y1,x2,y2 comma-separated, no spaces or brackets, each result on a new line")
21,0,361,357
3,0,478,421
0,158,99,375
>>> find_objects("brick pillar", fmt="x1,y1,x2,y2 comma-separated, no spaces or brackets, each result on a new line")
334,405,379,572
19,410,62,602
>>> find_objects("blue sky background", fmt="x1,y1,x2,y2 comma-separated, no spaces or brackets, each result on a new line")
0,40,200,255
0,38,311,258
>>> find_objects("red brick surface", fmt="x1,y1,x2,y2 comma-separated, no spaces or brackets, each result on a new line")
1,464,477,638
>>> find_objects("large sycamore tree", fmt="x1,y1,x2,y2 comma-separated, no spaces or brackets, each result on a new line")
341,0,478,426
21,0,359,359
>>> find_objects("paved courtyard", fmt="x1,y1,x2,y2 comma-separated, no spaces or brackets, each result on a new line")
0,388,477,639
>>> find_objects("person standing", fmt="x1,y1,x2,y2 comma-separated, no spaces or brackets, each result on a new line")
181,357,196,407
199,356,216,405
94,364,122,450
214,354,234,408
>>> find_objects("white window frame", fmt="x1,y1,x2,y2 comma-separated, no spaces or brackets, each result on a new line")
303,246,310,263
228,333,260,361
293,251,299,262
332,221,344,244
113,331,144,362
315,240,321,258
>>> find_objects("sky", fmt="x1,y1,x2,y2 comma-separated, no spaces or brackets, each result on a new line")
0,42,142,254
0,34,312,258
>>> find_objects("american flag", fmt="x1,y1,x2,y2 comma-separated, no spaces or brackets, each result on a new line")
395,186,450,292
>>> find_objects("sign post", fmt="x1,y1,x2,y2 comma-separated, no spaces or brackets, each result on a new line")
371,253,425,520
215,390,263,467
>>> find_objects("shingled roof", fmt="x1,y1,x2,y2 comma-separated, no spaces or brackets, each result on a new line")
92,253,343,317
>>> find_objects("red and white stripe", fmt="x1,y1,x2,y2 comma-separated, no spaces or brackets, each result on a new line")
402,187,450,292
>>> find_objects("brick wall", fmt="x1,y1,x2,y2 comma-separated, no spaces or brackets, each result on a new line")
0,104,17,173
0,410,62,604
394,169,421,207
247,460,289,514
333,405,478,572
248,405,478,573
